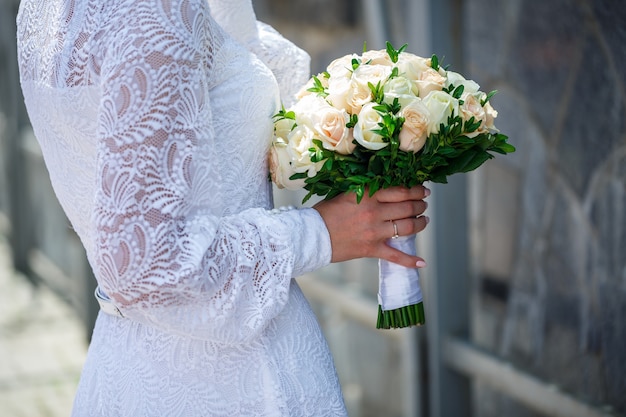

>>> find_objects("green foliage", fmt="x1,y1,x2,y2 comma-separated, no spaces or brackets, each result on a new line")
295,104,515,204
386,41,408,63
273,105,296,121
481,90,497,106
306,75,328,97
430,54,440,71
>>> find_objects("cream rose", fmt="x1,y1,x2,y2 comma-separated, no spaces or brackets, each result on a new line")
347,64,393,113
459,92,486,137
353,102,388,150
398,98,430,153
347,81,373,114
310,103,355,155
422,90,459,134
361,49,394,66
415,67,447,97
483,100,498,132
269,140,306,190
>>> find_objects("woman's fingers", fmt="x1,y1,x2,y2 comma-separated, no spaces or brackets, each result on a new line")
377,243,428,269
313,185,431,264
376,216,429,268
387,215,429,240
375,185,431,203
381,200,428,223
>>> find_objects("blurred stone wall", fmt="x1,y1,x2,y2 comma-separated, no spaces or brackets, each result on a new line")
465,0,626,415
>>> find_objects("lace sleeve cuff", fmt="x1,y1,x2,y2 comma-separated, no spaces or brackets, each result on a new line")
274,207,332,277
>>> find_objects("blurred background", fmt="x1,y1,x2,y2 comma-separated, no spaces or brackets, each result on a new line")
1,0,624,416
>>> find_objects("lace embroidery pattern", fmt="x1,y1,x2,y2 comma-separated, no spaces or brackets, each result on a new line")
17,0,343,415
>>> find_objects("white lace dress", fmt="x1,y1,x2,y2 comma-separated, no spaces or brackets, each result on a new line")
17,0,347,415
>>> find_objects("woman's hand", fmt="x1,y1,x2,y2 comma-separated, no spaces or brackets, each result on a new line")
313,185,430,268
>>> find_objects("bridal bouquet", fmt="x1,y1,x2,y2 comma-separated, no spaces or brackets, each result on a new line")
269,43,514,329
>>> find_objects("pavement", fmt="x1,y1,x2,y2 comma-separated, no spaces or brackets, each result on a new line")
0,233,88,417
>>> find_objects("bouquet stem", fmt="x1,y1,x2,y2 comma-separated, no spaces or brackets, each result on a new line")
377,302,425,329
377,234,425,329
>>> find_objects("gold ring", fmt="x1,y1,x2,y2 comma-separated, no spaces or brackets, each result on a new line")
391,221,399,239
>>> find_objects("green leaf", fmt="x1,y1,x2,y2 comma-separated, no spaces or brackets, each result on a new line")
385,42,408,64
496,143,516,154
273,105,296,121
290,172,307,180
368,81,385,103
386,42,398,63
481,90,498,106
431,54,439,71
307,75,329,97
346,113,358,128
452,84,465,99
355,186,365,203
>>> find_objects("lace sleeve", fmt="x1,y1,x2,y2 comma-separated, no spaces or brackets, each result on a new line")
207,0,311,106
94,1,330,344
206,0,258,45
253,22,312,107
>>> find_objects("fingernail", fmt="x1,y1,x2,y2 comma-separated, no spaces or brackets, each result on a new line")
424,187,431,197
425,216,430,224
416,260,427,268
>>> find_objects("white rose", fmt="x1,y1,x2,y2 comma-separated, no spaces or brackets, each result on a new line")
286,124,323,177
422,90,459,134
415,67,447,97
326,54,357,80
292,95,328,125
396,53,431,81
269,140,306,190
353,102,388,150
446,71,480,94
382,76,415,105
326,75,352,112
274,117,296,141
361,49,393,66
310,103,356,155
398,98,430,153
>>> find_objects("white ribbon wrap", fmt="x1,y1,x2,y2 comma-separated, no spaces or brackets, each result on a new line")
378,234,423,311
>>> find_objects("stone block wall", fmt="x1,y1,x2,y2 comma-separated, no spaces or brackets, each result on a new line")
465,0,626,414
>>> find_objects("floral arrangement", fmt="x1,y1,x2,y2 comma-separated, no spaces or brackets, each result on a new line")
269,43,515,329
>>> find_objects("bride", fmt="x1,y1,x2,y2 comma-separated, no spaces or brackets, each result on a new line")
16,0,429,415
